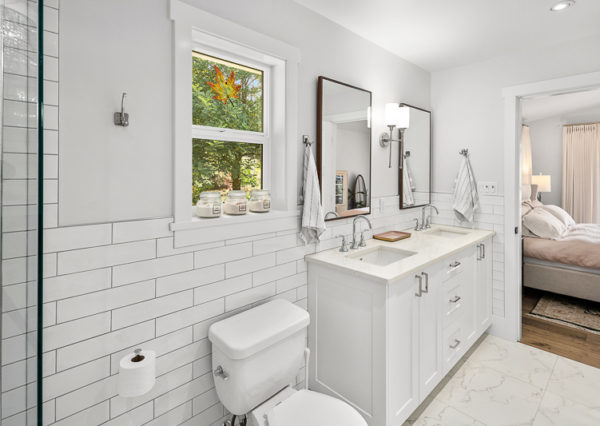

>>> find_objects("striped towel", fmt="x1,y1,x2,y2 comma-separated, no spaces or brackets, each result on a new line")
402,163,415,206
453,155,480,223
300,145,326,244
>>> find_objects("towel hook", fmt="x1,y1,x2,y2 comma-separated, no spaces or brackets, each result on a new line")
302,135,313,146
459,148,469,157
114,92,129,127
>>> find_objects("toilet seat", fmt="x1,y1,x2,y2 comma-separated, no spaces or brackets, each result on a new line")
266,389,367,426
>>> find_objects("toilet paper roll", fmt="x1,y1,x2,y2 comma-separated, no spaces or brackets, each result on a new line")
118,349,156,398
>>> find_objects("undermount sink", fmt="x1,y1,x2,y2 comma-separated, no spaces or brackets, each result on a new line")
347,246,417,267
424,227,469,239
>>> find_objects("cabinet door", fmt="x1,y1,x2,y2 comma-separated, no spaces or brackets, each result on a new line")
388,276,420,426
475,238,493,331
457,247,477,347
417,267,443,399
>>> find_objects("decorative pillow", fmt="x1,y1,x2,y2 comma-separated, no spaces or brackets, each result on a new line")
542,205,576,227
521,185,532,202
522,208,567,239
523,199,543,209
521,202,533,217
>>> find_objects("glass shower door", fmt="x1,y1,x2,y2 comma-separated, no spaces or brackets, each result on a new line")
1,0,43,424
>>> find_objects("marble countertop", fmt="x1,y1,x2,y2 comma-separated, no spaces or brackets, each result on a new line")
305,225,495,284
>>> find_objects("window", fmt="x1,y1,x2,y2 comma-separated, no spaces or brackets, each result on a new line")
170,1,300,240
191,52,268,203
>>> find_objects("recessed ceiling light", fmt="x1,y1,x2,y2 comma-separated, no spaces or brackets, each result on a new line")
550,0,575,12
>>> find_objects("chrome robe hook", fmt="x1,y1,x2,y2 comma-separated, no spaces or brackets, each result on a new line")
114,92,129,126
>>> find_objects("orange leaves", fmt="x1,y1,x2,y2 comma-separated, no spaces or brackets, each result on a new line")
207,65,241,104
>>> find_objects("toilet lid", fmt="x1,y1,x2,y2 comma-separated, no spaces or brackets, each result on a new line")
266,390,366,426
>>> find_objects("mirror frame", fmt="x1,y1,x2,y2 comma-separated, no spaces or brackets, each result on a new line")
399,103,432,210
317,76,372,221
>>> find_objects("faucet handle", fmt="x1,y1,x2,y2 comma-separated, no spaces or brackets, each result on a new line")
336,235,349,252
359,231,367,247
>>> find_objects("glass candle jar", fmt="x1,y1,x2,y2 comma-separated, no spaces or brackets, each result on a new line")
224,190,248,215
249,189,271,213
195,192,222,218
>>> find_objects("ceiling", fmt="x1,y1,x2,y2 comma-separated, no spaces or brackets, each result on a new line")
522,88,600,122
294,0,600,71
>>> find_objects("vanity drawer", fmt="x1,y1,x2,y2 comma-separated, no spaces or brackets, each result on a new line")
443,253,469,281
443,325,464,374
443,277,464,327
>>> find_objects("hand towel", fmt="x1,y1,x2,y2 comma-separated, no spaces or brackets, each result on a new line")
452,155,480,223
300,145,326,244
402,163,415,206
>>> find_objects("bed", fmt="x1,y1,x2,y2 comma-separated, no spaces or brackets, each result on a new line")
521,185,600,302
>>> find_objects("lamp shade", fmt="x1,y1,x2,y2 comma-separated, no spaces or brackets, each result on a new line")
384,103,410,128
532,174,551,192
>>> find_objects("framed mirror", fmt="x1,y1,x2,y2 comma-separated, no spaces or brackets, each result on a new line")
318,76,372,220
399,104,431,209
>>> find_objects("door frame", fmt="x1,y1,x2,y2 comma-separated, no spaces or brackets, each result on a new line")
499,71,600,341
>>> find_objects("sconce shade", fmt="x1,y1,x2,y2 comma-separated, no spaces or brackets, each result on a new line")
532,174,551,192
384,103,410,129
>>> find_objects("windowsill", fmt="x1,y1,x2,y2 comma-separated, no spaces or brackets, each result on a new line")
169,207,300,232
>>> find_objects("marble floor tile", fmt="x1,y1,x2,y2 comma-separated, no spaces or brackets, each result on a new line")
434,364,543,426
410,399,486,426
465,334,558,389
545,357,600,408
532,391,600,426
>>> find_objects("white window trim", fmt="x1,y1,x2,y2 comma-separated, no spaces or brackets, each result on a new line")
169,0,300,246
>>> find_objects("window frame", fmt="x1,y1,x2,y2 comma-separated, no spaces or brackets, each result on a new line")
170,0,300,246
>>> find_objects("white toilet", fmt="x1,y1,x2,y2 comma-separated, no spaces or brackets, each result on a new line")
208,299,367,426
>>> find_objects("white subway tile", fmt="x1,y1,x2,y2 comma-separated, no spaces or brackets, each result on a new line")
157,237,223,257
56,280,155,323
192,389,220,416
225,282,277,311
156,339,211,377
154,373,213,417
2,231,27,259
192,355,212,379
3,283,27,312
43,224,112,253
44,312,111,351
252,233,298,255
225,253,275,278
145,401,192,426
111,290,192,331
2,257,27,285
57,240,156,275
155,264,224,297
252,262,296,286
55,375,117,420
56,320,155,371
156,299,224,336
194,242,252,268
112,253,193,286
194,274,252,305
112,218,173,244
44,268,111,302
277,272,307,293
276,246,307,264
43,357,109,401
184,403,224,426
2,180,27,205
52,401,110,426
103,401,153,426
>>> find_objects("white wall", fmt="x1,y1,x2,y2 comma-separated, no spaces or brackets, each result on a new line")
59,0,430,226
431,34,600,196
528,119,563,206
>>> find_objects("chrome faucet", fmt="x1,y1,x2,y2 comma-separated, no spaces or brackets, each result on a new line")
351,215,373,249
421,204,439,230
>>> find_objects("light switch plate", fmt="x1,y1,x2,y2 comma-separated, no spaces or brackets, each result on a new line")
478,181,497,195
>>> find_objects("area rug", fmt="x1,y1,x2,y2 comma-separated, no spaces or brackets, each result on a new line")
528,294,600,334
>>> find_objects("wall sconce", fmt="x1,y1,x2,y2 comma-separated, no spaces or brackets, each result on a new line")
379,103,410,168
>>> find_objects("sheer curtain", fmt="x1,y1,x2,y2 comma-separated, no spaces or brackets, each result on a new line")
562,123,600,223
521,125,533,185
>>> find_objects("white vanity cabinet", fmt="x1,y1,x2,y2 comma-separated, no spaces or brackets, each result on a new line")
307,232,493,426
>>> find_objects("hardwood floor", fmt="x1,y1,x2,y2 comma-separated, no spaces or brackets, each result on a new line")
521,287,600,369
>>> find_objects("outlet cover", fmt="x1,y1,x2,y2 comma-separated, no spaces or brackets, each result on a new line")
478,181,497,195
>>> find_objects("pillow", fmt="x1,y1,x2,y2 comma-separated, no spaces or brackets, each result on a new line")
521,202,533,217
523,199,543,209
530,184,539,201
522,208,567,239
542,205,576,227
521,185,532,202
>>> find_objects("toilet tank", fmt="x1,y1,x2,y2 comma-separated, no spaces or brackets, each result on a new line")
208,299,310,415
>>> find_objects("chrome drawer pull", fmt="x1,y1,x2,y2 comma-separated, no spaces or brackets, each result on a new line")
482,243,486,259
449,339,461,349
449,295,461,304
449,261,461,269
421,272,429,293
415,274,423,297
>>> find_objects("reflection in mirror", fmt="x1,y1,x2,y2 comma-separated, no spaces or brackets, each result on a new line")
318,77,372,220
400,104,431,209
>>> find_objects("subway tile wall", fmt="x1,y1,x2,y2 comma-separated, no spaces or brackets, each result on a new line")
0,2,506,424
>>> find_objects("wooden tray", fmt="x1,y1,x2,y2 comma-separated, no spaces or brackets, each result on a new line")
373,231,411,242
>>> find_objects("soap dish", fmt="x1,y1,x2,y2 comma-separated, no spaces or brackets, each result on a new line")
373,231,411,242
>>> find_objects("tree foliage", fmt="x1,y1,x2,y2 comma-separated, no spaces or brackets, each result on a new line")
191,54,264,204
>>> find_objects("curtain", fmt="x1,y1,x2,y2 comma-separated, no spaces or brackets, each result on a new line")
521,125,533,185
562,123,600,224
